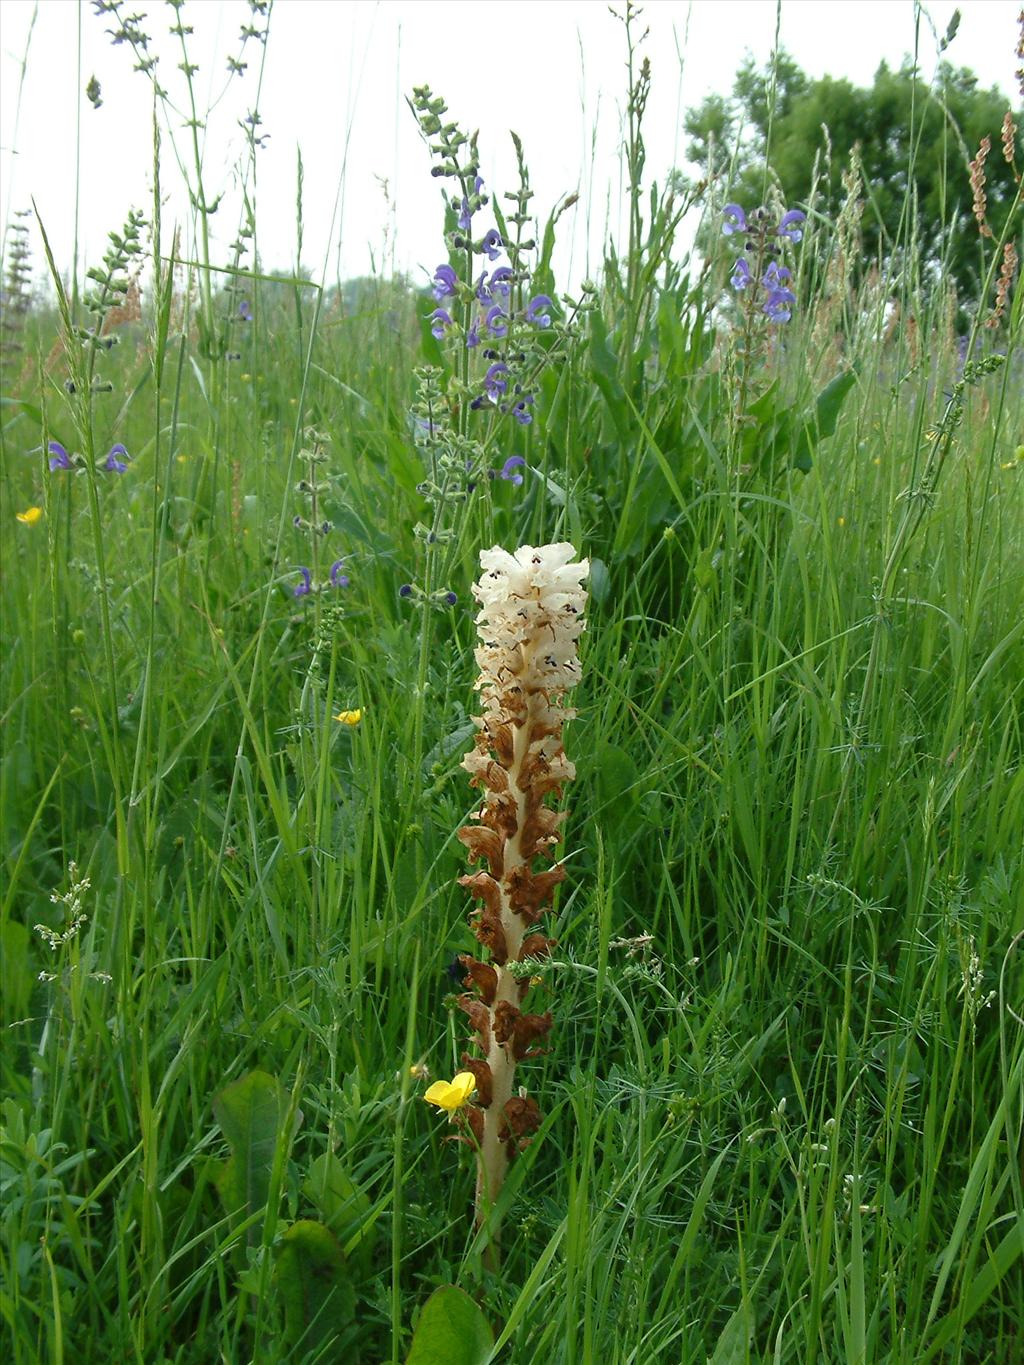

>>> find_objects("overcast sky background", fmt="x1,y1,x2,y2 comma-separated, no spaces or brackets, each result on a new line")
1,0,1020,296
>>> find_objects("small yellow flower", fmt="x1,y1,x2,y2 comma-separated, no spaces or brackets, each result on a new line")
334,709,362,726
872,457,881,466
837,516,846,527
16,506,43,526
423,1072,476,1112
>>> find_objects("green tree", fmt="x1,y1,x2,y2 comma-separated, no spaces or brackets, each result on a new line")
683,50,1019,303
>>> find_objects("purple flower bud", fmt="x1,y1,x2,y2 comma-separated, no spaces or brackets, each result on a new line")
481,228,502,261
722,204,748,236
763,287,796,324
48,441,72,471
778,210,806,243
511,395,535,425
399,583,413,598
444,591,457,606
499,455,526,486
104,443,129,473
431,264,458,300
294,514,304,528
730,258,751,291
238,299,252,321
525,294,554,328
293,567,313,598
430,308,453,339
485,305,508,338
330,559,349,588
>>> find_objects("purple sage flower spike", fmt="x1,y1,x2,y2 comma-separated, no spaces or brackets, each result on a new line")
723,204,748,236
430,308,453,339
481,228,502,261
293,567,313,598
499,455,526,486
432,264,458,300
104,443,129,473
238,299,252,321
48,441,72,471
485,305,508,338
730,258,752,291
330,559,350,588
778,210,806,243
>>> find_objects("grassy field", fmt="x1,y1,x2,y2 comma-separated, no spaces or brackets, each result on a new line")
1,7,1022,1363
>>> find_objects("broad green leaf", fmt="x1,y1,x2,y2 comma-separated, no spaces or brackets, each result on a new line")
275,1219,355,1350
303,1152,378,1274
213,1070,300,1223
405,1285,493,1365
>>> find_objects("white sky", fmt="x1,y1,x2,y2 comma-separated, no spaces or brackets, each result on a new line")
1,0,1020,295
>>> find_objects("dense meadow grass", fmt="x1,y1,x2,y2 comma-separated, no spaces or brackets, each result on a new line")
1,8,1022,1363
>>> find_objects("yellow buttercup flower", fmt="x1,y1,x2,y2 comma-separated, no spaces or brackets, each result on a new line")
16,506,43,526
423,1072,476,1112
334,709,362,726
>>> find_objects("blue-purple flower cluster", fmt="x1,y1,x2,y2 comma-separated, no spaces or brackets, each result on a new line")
723,203,805,325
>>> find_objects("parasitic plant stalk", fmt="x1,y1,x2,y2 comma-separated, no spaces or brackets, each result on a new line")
449,543,587,1261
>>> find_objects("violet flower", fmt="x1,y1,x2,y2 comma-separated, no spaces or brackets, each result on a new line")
525,295,554,328
763,261,792,289
511,395,535,425
293,568,313,598
723,204,748,236
104,443,130,473
498,455,526,486
763,288,796,324
399,583,413,598
330,559,350,588
485,305,508,338
432,264,458,300
48,441,72,471
466,322,481,349
730,258,751,291
482,229,502,261
458,198,472,232
238,299,252,321
431,308,453,339
482,362,509,402
778,210,806,243
489,267,514,302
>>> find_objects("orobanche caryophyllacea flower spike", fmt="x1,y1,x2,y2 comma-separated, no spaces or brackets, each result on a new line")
442,543,587,1259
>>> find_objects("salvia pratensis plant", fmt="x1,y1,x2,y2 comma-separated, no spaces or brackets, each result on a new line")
424,543,588,1266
